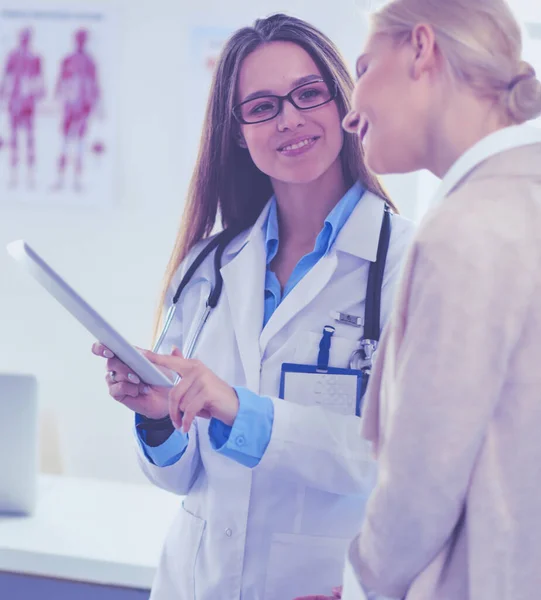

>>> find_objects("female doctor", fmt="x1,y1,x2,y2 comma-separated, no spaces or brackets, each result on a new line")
335,0,541,599
92,14,414,600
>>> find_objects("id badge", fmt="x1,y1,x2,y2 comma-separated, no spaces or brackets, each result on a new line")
279,363,366,416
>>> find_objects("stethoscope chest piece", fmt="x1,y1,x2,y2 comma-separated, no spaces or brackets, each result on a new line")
349,338,378,372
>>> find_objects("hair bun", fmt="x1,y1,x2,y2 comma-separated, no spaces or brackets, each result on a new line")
506,61,541,123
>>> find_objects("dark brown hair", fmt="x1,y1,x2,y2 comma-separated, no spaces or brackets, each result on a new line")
154,13,396,337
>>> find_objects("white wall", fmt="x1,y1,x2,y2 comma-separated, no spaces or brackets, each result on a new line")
2,0,538,484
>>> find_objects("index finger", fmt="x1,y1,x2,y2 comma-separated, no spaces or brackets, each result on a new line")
143,350,190,375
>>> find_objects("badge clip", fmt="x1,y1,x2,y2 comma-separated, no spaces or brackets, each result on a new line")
330,311,363,328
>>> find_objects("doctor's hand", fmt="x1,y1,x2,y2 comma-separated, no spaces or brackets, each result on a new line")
91,342,171,420
144,347,240,434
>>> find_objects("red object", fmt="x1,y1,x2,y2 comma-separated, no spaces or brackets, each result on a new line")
92,141,105,155
55,29,100,138
0,28,45,169
292,586,342,600
2,29,44,122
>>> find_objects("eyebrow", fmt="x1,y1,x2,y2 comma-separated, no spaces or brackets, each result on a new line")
240,74,323,103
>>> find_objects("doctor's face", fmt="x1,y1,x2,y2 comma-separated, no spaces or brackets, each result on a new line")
343,32,431,175
235,42,344,185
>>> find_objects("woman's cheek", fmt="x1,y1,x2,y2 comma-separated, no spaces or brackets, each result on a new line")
363,129,386,175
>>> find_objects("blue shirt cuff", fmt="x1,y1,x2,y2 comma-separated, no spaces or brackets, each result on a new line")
208,387,274,468
135,414,189,467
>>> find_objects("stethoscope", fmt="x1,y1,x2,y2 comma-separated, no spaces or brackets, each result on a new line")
347,206,391,374
152,229,238,358
152,206,390,377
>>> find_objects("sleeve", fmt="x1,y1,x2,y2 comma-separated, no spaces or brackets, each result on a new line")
135,414,189,468
134,239,216,494
136,418,202,496
208,387,274,467
350,198,537,598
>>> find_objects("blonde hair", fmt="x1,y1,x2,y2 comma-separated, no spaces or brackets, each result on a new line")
370,0,541,124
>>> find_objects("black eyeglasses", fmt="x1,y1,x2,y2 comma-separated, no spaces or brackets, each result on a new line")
233,79,338,125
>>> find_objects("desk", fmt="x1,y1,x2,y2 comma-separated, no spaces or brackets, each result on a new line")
0,475,180,599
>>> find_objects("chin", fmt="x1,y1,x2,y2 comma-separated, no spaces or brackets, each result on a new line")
287,173,325,184
275,165,329,185
364,155,390,175
365,149,415,176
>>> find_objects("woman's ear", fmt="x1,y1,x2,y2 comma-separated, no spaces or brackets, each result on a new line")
410,23,438,80
342,109,361,134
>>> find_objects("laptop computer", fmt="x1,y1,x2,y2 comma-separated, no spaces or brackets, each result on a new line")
0,374,38,515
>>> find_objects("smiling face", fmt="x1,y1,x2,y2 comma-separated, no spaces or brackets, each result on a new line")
344,31,434,175
236,41,345,186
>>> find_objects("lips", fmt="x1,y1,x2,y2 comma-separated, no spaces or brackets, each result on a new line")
277,136,320,152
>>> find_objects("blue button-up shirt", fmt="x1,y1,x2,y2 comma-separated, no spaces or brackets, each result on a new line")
137,181,365,468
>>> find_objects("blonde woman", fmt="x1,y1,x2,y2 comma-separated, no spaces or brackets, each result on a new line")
335,0,541,599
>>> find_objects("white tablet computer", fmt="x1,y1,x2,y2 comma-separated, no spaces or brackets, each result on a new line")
7,240,173,388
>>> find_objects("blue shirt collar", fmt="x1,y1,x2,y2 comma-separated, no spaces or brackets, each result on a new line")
264,180,365,265
265,199,280,265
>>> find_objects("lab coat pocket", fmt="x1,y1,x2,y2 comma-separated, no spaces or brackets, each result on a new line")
154,502,206,600
263,532,349,600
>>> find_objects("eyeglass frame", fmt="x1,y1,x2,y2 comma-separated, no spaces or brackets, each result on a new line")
232,78,339,125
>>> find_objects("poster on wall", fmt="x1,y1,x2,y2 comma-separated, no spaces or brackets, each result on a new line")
0,5,117,207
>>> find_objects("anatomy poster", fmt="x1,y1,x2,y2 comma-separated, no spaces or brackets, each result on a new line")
0,5,117,207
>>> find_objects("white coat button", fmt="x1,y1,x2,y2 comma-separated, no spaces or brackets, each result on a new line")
235,435,246,447
225,528,233,537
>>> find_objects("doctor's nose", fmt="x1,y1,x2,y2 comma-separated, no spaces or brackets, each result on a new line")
342,109,361,134
276,100,306,132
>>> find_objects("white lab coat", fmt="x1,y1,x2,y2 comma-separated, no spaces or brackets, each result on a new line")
136,191,415,600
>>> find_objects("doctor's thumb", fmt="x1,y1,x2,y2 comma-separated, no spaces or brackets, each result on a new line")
171,346,184,358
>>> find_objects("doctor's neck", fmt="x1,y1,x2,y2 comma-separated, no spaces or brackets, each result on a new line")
270,160,348,250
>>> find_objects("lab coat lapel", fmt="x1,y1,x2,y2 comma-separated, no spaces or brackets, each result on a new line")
259,191,385,356
220,225,267,392
259,252,339,356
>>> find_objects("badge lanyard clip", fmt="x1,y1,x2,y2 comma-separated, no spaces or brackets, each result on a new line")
316,325,335,373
